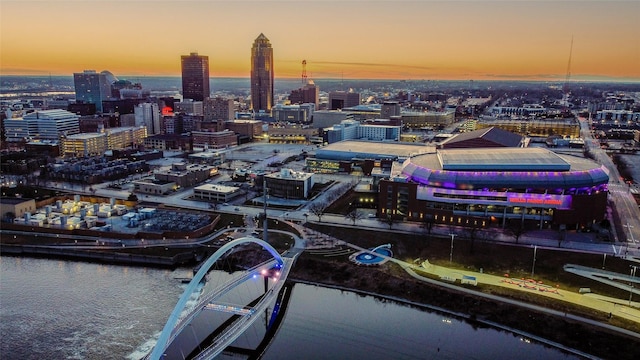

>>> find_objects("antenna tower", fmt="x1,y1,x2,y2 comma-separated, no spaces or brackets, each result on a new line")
302,60,307,85
562,36,574,110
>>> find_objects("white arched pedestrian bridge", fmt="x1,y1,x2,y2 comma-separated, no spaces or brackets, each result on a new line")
147,236,301,360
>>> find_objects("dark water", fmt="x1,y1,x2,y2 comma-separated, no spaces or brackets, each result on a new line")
1,256,582,359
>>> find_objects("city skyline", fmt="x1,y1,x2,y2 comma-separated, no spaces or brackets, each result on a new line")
1,0,639,82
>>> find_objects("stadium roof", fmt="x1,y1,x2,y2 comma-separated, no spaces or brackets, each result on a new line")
437,147,569,171
402,148,609,189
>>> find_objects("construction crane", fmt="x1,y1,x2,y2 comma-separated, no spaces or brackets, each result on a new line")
562,36,574,113
302,60,307,85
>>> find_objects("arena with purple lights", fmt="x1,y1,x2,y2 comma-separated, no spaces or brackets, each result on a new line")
379,147,609,230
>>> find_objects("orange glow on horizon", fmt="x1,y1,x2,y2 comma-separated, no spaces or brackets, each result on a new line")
1,1,638,82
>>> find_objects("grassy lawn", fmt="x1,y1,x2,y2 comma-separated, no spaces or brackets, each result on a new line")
305,223,633,299
297,222,640,354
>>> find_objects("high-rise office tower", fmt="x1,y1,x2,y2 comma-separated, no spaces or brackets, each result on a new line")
250,33,274,112
204,97,235,121
181,52,210,101
289,80,319,108
73,70,116,113
328,90,361,110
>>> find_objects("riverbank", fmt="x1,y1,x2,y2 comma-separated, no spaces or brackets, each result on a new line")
288,255,639,360
0,243,189,268
290,277,599,360
2,228,639,359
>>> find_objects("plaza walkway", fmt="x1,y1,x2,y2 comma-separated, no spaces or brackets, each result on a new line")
291,220,640,338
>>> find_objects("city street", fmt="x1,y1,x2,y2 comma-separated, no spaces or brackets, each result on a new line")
579,117,640,250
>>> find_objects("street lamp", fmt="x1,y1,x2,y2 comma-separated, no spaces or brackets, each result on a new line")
623,222,635,243
531,245,537,277
630,265,638,306
449,233,457,263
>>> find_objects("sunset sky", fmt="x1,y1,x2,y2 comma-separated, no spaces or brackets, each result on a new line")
1,0,638,81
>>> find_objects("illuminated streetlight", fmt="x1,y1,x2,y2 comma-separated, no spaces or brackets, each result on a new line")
449,233,457,263
623,222,635,243
531,245,537,277
630,265,638,306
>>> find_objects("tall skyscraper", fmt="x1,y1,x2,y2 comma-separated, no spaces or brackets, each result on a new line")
181,52,210,101
73,70,116,113
250,33,274,112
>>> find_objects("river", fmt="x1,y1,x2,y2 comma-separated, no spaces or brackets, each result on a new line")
0,256,582,359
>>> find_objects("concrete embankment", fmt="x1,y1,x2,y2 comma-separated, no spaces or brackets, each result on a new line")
0,244,191,268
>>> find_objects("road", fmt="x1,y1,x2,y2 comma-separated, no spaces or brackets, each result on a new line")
579,116,640,250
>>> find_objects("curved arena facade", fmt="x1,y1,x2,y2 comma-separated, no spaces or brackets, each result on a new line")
378,147,609,230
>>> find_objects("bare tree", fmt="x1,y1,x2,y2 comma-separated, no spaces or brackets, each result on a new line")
558,226,567,247
345,209,364,225
421,214,435,241
508,222,526,244
309,202,328,222
380,214,396,230
464,223,483,254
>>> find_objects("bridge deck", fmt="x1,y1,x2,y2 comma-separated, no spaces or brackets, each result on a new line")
192,257,296,360
204,303,254,316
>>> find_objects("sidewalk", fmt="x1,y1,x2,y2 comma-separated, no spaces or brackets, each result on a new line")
417,259,640,325
312,213,640,259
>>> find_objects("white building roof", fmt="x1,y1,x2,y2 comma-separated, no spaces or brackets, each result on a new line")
194,184,239,194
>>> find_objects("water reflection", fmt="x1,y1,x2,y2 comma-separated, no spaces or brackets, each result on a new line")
0,258,582,360
262,284,580,360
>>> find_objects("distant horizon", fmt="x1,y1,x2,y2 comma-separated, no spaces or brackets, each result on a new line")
2,74,639,84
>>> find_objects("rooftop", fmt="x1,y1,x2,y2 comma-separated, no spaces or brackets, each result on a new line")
317,140,435,161
194,184,239,193
439,127,524,148
402,148,609,189
437,148,570,171
23,109,79,120
265,168,313,180
64,133,106,140
0,197,34,205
